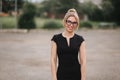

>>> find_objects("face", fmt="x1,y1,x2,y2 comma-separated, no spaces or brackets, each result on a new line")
64,16,78,33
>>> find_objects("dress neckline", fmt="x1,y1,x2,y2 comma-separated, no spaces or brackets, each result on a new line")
61,33,75,47
61,33,75,39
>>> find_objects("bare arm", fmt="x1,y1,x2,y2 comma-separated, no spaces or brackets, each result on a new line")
51,41,57,80
79,41,86,80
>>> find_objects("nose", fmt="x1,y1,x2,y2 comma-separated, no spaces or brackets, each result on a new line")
69,23,74,26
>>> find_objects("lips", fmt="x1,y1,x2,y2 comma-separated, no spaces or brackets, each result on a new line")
67,25,74,31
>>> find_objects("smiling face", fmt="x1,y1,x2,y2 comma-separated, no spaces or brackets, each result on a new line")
64,16,78,33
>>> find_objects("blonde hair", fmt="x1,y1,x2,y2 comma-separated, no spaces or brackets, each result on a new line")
63,8,79,28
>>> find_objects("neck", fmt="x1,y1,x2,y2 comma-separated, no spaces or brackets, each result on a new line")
63,30,74,38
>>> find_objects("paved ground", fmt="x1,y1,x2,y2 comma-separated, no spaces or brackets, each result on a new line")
0,29,120,80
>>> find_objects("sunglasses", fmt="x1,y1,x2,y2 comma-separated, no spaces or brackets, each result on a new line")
66,20,78,27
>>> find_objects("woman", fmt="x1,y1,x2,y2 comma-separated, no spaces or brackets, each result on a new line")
51,8,86,80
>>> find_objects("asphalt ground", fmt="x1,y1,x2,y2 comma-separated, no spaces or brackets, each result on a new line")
0,29,120,80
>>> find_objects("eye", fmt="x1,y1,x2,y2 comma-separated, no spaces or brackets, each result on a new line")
66,20,78,26
73,22,78,25
66,20,71,23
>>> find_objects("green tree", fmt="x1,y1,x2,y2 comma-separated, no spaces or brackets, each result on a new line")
39,0,82,18
82,1,96,19
83,1,103,21
56,0,80,14
37,0,59,18
101,0,114,21
2,0,24,13
18,2,36,30
101,0,120,24
110,0,120,24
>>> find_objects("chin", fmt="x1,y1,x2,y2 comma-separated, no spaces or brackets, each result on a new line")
65,26,75,33
67,29,74,33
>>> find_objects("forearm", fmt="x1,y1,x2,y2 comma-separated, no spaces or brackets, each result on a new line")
81,62,86,80
51,59,57,80
80,41,86,80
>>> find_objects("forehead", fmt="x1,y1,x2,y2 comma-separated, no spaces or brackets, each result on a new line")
67,16,77,21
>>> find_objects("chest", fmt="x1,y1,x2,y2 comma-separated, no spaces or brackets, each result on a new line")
57,38,80,53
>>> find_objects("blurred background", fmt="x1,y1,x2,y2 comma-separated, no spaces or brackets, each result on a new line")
0,0,120,29
0,0,120,80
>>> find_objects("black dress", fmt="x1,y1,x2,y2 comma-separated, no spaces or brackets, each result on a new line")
51,33,84,80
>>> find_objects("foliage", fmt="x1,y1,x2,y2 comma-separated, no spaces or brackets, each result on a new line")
2,0,24,13
39,0,83,18
37,0,59,18
0,16,16,29
82,1,104,21
42,20,62,29
1,16,119,29
110,0,120,24
101,0,120,24
18,2,36,29
101,0,114,21
56,0,80,14
98,22,117,29
80,21,93,29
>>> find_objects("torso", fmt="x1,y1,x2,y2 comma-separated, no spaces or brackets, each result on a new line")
51,33,84,80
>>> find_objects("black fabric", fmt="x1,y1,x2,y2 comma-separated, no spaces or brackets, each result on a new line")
51,33,84,80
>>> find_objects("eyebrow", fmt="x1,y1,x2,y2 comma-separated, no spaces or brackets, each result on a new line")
67,20,77,23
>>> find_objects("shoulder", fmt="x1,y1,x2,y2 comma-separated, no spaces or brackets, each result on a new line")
51,33,62,42
74,34,85,47
52,33,62,39
75,34,85,41
53,33,61,37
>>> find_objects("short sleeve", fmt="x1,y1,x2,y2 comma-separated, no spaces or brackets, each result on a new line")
81,36,85,43
51,35,57,43
77,35,85,47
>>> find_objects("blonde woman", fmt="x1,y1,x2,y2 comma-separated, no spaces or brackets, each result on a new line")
51,8,86,80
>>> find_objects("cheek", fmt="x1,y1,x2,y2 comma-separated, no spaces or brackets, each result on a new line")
74,26,78,29
65,24,70,29
64,23,68,28
64,23,77,30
